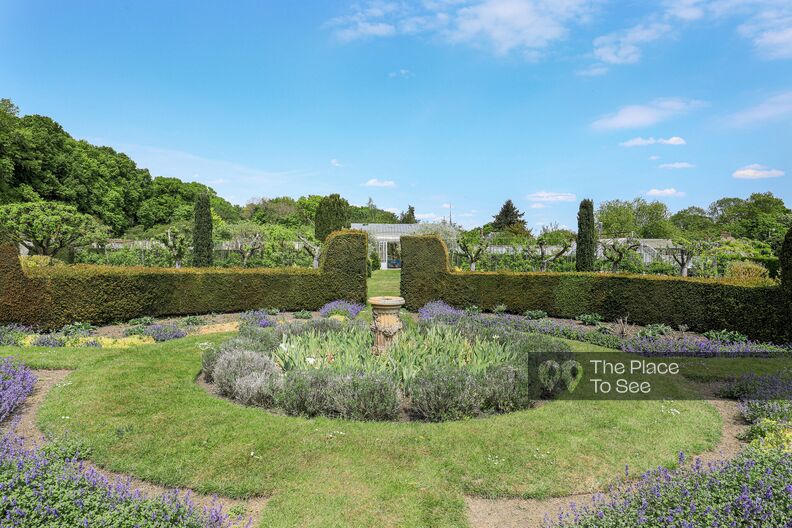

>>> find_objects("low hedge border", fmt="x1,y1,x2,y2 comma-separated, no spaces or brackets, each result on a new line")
0,230,367,330
400,235,790,343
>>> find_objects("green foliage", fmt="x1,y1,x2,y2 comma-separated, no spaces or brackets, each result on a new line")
578,313,603,325
523,310,547,320
491,199,526,230
399,235,785,342
724,260,769,280
0,201,109,256
702,329,748,343
192,192,213,267
576,198,596,272
349,197,399,224
636,323,673,338
0,231,367,329
597,198,676,238
314,194,350,241
399,205,417,224
293,309,312,319
408,366,479,422
782,227,792,342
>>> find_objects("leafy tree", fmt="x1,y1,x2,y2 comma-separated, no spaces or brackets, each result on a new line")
155,225,191,268
597,200,637,236
458,228,489,271
192,193,213,267
707,193,791,251
399,205,417,224
314,194,350,241
535,226,575,272
576,199,596,271
600,238,641,272
0,201,108,256
492,200,526,230
671,207,717,239
348,198,399,224
244,196,303,227
137,177,238,230
297,233,322,269
665,237,714,277
295,195,323,225
220,221,266,267
633,198,676,238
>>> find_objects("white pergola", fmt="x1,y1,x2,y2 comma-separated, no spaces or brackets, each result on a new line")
351,223,435,269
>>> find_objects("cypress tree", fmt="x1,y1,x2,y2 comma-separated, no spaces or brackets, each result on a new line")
576,198,596,272
314,194,351,241
193,192,213,267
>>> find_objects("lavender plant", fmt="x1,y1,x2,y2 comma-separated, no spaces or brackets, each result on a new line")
143,324,188,342
0,324,32,347
0,357,37,423
318,300,365,319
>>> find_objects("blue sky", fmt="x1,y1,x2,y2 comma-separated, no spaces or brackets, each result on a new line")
2,0,790,228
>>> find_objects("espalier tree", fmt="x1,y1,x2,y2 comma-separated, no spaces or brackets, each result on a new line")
192,192,213,267
576,199,596,272
314,194,350,242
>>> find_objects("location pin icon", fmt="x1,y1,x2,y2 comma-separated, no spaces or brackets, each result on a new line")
538,360,561,392
561,360,584,392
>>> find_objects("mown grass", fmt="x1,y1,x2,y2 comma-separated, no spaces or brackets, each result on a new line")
368,269,401,299
2,332,730,528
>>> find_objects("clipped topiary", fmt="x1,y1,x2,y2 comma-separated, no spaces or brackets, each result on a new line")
192,192,213,267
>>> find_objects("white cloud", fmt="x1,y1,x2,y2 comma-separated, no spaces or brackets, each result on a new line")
415,212,443,221
646,187,685,197
728,91,792,126
619,136,687,147
664,0,706,21
389,68,413,78
735,4,792,60
364,178,396,187
648,155,661,160
732,163,785,179
526,191,577,202
528,203,546,208
330,159,342,167
441,203,452,209
592,98,704,130
328,0,597,59
576,64,609,76
593,23,672,65
659,161,695,169
385,207,401,214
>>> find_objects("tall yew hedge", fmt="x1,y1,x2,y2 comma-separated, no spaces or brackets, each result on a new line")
0,230,367,330
401,235,786,343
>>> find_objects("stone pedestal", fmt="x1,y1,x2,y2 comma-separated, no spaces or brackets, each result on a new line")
369,296,405,354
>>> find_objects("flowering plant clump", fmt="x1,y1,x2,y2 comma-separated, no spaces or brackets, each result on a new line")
621,336,785,358
0,357,37,423
548,447,792,527
0,324,34,346
143,324,188,342
720,373,792,449
0,431,251,528
417,301,464,323
31,333,67,348
239,309,272,328
319,300,364,319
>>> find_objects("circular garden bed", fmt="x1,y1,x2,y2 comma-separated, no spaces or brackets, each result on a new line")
201,304,572,422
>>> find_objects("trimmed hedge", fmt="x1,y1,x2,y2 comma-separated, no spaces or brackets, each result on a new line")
400,235,787,343
0,230,367,329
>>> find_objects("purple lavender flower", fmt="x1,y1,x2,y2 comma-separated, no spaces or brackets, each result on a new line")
0,357,36,423
319,300,365,319
621,336,783,358
417,301,464,323
143,324,187,342
0,324,33,346
32,334,67,347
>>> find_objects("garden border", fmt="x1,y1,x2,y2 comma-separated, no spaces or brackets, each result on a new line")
400,235,790,343
0,230,367,330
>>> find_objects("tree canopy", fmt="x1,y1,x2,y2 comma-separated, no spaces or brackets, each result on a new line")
492,200,526,231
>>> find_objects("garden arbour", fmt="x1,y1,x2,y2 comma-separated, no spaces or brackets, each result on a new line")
399,233,792,343
0,230,367,330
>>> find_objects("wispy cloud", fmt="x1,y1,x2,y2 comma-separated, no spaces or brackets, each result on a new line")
619,136,687,147
646,187,685,197
593,23,672,65
388,68,413,78
592,98,704,130
364,178,396,187
415,212,443,221
727,91,792,126
526,191,577,202
330,158,343,167
328,0,597,59
385,207,400,214
528,203,546,208
732,163,785,179
576,64,609,76
648,155,661,160
659,161,695,169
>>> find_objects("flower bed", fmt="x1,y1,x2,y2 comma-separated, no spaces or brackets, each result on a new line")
202,306,571,421
0,357,36,423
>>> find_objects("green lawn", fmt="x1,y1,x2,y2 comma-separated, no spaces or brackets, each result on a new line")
368,269,401,299
5,334,726,528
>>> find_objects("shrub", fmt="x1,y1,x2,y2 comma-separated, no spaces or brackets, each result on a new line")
577,313,603,326
477,364,538,413
314,194,351,242
233,372,281,407
417,301,464,322
331,372,401,421
622,336,783,358
200,343,221,382
264,307,280,316
32,334,66,347
702,328,748,343
142,324,187,342
318,300,364,319
181,315,205,326
491,304,507,314
0,231,367,330
0,324,31,346
275,369,337,417
523,309,547,320
293,309,312,319
724,259,769,280
408,366,480,422
400,235,785,342
123,325,147,337
575,199,596,272
636,323,673,338
213,349,280,398
59,322,94,337
128,316,154,326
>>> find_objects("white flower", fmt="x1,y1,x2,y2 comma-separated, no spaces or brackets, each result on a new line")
306,357,317,365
